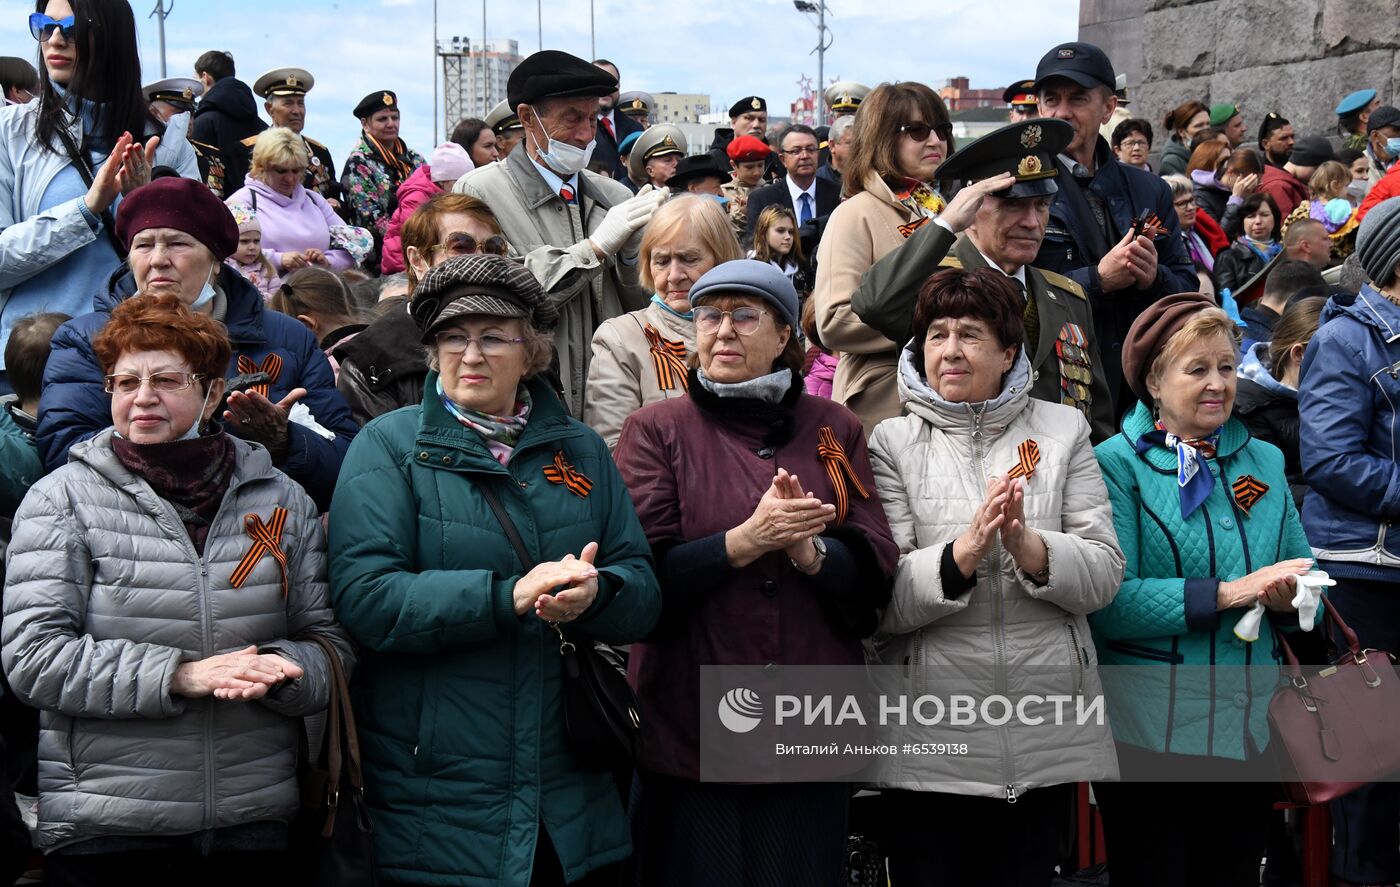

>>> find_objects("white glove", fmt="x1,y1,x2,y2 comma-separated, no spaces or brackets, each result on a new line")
1233,569,1335,642
589,184,668,257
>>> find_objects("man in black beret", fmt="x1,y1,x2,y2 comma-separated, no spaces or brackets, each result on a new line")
708,96,781,182
852,118,1116,442
340,90,426,273
1028,40,1197,418
454,49,666,415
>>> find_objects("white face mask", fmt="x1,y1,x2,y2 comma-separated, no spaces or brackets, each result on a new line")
190,269,217,312
529,105,596,176
176,381,216,441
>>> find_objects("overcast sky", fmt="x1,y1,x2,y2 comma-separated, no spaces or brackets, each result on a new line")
0,0,1077,166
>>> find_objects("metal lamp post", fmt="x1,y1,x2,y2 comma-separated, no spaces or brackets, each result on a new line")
792,0,832,126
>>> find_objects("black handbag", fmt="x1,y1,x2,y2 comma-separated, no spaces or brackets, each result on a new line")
478,481,640,772
294,633,378,886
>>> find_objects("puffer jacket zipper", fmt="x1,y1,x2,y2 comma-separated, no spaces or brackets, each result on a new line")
1066,621,1085,696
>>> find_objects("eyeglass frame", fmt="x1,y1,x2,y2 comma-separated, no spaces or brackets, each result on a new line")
427,233,510,258
433,330,526,356
692,305,772,335
103,371,208,396
29,13,76,43
1119,138,1151,150
898,121,954,143
779,146,819,157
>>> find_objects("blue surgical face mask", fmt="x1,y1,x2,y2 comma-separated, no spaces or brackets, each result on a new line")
1387,137,1400,160
189,272,216,312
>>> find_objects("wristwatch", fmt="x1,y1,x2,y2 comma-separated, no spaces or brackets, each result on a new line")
791,536,827,573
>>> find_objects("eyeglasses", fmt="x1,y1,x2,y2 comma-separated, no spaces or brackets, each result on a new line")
434,331,525,356
692,305,769,335
29,13,76,42
898,122,954,143
103,372,206,395
430,233,509,257
1173,197,1195,209
780,146,819,157
1120,139,1150,150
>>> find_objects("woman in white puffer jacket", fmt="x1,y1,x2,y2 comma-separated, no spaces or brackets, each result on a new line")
865,267,1124,887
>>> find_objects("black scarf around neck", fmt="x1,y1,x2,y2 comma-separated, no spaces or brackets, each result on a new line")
686,367,803,455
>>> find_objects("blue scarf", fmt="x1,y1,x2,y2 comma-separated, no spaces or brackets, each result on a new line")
650,294,694,321
1240,236,1282,264
1134,420,1221,519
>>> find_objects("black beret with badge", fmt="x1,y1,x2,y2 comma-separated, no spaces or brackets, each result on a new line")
507,50,618,109
728,96,767,118
935,117,1073,199
353,90,398,120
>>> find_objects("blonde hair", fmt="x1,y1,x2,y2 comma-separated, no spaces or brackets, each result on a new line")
1147,307,1240,394
1308,160,1350,201
639,195,743,294
249,127,310,180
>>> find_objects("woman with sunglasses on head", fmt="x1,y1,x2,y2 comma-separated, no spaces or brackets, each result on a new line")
4,292,352,887
614,260,898,887
334,191,510,425
811,81,1011,436
581,194,742,451
38,177,360,513
0,0,198,394
224,127,359,274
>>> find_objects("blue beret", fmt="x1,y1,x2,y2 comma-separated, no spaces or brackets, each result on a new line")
1336,89,1378,116
689,260,799,330
617,130,642,157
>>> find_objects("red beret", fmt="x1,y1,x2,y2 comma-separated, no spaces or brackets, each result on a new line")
1121,291,1219,403
726,134,772,163
116,177,240,261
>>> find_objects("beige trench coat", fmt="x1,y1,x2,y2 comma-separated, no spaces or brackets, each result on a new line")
582,300,695,450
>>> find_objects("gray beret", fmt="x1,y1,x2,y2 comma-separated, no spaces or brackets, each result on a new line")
408,254,558,342
1357,197,1400,286
688,259,799,329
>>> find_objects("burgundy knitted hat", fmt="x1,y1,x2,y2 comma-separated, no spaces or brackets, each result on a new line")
1121,291,1220,403
116,177,240,261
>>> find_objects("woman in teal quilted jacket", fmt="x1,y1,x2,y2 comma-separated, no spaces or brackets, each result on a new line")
1091,292,1316,887
328,254,661,887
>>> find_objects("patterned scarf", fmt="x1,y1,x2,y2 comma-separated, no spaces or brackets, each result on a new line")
437,377,532,447
112,432,237,555
1240,236,1283,264
1133,419,1221,519
894,178,946,220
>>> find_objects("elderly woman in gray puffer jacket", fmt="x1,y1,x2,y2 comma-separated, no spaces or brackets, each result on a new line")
866,268,1124,887
1,293,352,883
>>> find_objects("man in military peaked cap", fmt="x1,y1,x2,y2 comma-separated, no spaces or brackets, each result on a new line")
454,49,664,415
628,125,687,190
824,81,869,119
485,99,526,158
618,91,653,129
245,66,340,205
145,77,227,197
851,118,1116,442
1004,80,1038,122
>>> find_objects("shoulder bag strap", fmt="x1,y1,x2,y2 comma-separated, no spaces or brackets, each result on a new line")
52,123,127,259
478,480,536,570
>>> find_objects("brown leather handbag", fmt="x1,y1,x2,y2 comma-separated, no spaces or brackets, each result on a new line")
1268,597,1400,805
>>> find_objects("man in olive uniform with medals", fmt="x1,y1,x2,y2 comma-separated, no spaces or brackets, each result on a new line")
244,67,341,206
851,118,1115,442
144,77,227,198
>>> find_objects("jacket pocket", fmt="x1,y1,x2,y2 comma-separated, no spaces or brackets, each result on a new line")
1066,621,1085,695
1102,639,1185,664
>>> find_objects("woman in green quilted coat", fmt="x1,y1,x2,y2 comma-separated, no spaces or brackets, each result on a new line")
1090,292,1316,887
328,254,660,887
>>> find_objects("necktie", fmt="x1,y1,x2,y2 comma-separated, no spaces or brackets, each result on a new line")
559,183,575,203
602,116,615,141
1018,279,1039,352
798,192,813,226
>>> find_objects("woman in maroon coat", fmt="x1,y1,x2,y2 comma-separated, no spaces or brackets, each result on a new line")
615,260,898,887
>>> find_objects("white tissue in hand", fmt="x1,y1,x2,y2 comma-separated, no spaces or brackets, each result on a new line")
288,402,336,440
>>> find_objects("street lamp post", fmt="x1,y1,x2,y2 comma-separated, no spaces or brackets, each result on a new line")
792,0,832,126
149,0,172,78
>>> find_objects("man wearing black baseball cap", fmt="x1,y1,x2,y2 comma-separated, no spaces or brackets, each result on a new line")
454,49,667,414
1031,40,1197,418
1357,106,1400,222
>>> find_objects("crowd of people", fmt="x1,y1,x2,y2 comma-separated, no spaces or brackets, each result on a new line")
4,2,1400,886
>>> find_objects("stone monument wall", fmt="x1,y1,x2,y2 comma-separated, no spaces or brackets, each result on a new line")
1128,0,1399,141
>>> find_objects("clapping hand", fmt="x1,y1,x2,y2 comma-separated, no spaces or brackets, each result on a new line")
513,542,601,623
725,469,835,568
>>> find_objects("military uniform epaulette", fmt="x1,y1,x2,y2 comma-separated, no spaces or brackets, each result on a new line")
938,254,964,270
240,134,258,148
1039,269,1086,300
304,136,327,149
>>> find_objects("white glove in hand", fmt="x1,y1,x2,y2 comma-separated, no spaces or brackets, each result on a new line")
1233,569,1335,642
589,185,668,257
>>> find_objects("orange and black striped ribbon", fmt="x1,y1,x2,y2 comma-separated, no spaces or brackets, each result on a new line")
1232,475,1269,516
543,451,593,498
229,506,289,598
816,426,869,524
1007,439,1041,480
236,353,284,398
644,325,689,392
897,217,931,239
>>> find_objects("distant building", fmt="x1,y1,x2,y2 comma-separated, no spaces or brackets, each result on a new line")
939,76,1002,112
652,92,711,124
441,37,522,129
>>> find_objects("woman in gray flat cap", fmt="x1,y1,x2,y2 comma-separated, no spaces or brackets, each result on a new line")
328,254,660,886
